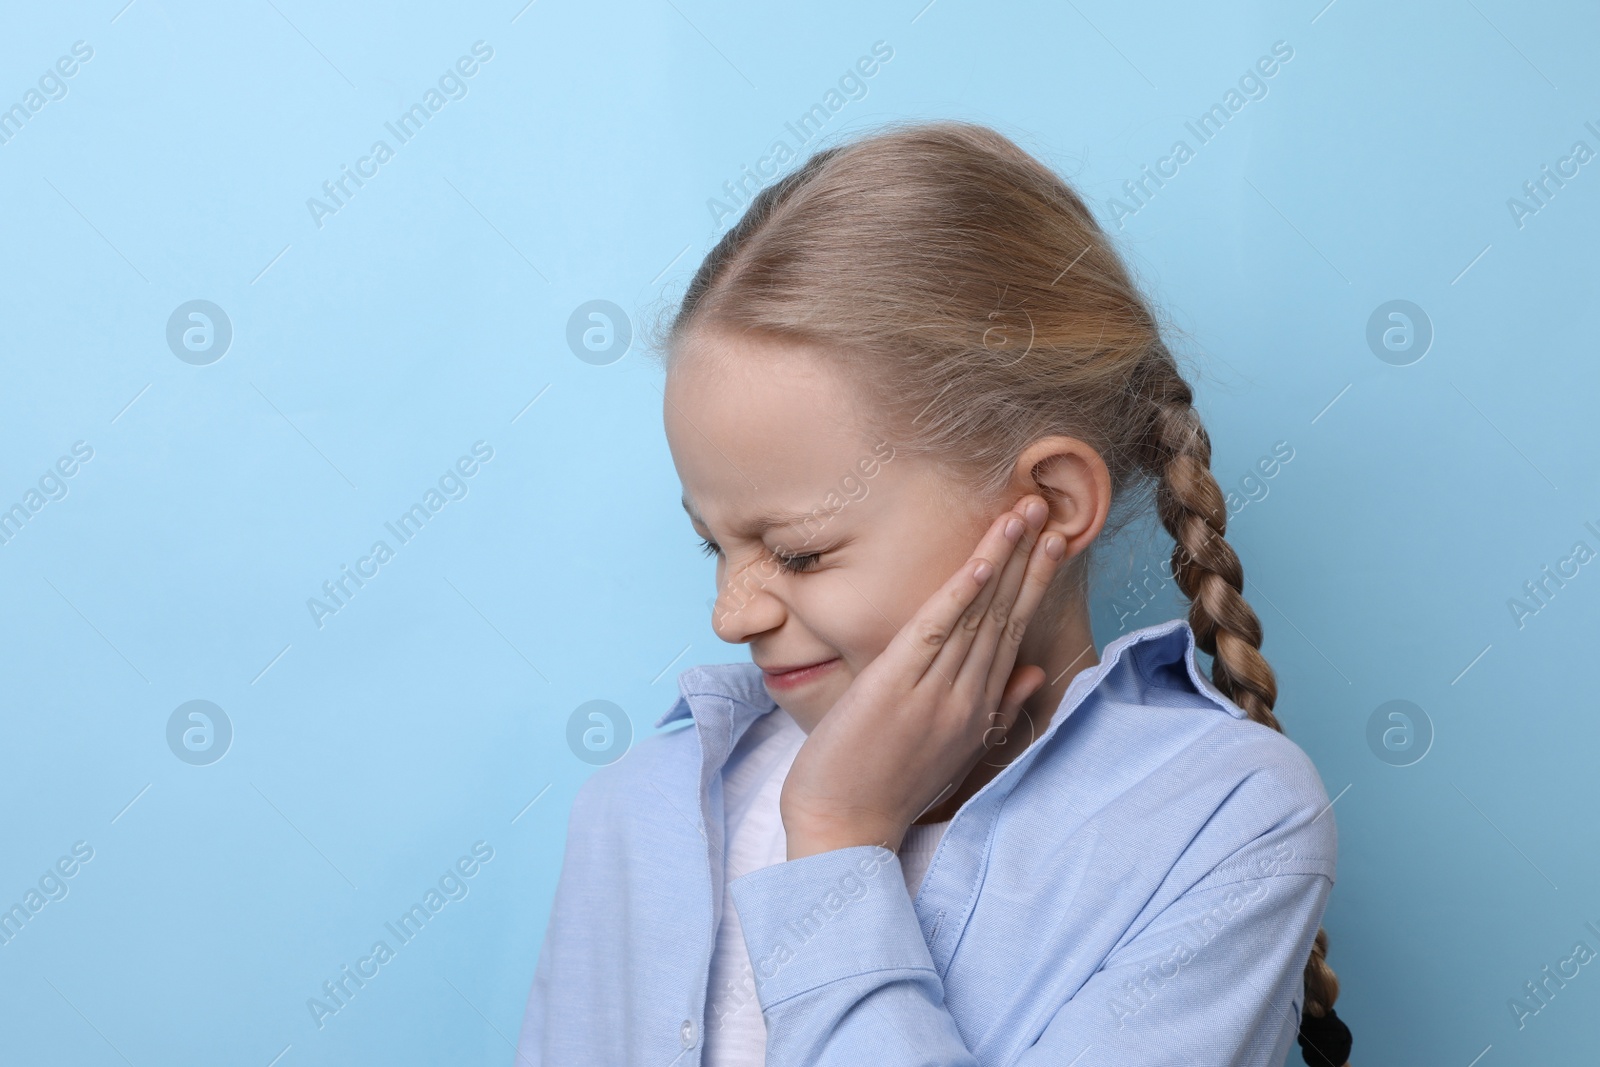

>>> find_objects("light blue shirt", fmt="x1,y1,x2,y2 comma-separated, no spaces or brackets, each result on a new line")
516,617,1338,1066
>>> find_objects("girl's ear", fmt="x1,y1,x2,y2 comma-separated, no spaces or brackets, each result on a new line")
1009,436,1112,561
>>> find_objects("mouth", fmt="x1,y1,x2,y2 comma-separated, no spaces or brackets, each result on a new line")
759,657,840,690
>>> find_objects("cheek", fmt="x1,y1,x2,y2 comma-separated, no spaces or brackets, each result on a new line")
817,567,929,661
789,574,884,660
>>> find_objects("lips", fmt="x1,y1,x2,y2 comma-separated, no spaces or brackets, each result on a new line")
759,657,836,676
759,657,841,689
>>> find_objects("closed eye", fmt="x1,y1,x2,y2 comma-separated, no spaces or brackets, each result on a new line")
774,550,821,574
696,536,820,575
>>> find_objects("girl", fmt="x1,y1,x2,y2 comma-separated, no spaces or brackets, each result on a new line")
517,120,1353,1067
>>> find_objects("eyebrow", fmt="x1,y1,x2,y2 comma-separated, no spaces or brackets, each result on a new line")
681,495,825,538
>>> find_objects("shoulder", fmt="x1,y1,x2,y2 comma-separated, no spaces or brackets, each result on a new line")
1193,713,1338,885
1072,622,1339,887
1068,692,1338,917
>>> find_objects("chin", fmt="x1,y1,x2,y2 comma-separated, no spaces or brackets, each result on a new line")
772,677,846,732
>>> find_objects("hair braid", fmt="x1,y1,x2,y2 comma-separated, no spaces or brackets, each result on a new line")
1141,365,1348,1065
1143,375,1279,726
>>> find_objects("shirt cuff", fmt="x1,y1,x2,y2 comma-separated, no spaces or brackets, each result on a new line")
728,844,937,1009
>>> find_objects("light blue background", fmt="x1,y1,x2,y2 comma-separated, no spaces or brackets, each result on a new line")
1,1,1595,1064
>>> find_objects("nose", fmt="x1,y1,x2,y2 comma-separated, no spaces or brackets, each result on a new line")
710,560,785,643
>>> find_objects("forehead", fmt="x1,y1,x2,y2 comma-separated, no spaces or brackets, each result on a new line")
664,330,881,537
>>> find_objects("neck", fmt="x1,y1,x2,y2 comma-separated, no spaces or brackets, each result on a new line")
912,595,1100,825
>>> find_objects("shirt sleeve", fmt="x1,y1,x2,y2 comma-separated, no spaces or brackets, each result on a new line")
727,841,1333,1066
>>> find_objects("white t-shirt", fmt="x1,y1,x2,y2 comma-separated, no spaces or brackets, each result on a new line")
703,706,953,1066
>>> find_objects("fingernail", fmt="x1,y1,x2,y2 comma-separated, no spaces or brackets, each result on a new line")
973,560,993,583
1024,500,1047,526
1005,516,1023,539
1045,533,1065,559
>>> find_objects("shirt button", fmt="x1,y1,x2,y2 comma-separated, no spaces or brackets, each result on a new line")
680,1019,696,1048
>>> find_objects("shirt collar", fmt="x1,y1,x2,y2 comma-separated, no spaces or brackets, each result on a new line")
652,616,1245,733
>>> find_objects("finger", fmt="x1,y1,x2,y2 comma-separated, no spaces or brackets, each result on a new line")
925,502,1035,682
902,503,1031,685
979,663,1045,751
976,528,1069,715
979,664,1048,768
882,513,1020,684
943,496,1050,693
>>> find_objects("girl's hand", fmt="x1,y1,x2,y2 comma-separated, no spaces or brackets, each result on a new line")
779,494,1069,859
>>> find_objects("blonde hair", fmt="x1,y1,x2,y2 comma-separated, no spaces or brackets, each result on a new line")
649,119,1344,1055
